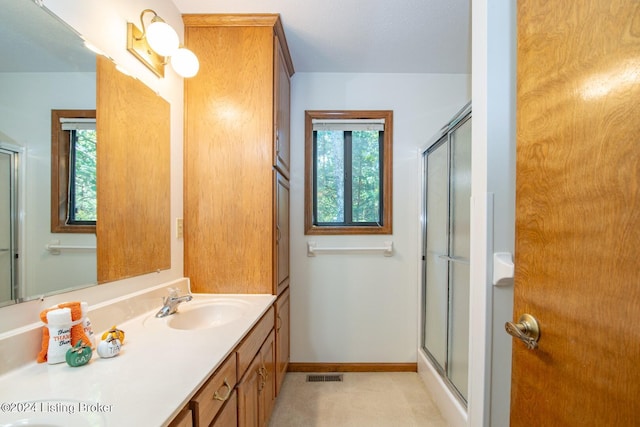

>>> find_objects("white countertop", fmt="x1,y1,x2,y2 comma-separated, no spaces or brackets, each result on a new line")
0,293,275,427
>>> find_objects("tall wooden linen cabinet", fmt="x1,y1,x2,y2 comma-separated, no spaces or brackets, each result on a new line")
183,14,293,426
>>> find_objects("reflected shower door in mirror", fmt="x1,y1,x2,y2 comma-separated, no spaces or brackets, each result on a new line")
0,0,97,306
0,148,17,306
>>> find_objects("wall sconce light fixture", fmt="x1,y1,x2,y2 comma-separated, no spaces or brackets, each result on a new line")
127,9,199,78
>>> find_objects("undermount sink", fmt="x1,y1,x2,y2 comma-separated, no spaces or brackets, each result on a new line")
146,298,251,330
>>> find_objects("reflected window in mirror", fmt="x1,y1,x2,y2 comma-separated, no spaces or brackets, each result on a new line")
51,110,97,233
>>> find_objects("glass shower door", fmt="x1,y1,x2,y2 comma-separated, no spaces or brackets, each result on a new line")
423,138,449,370
447,117,471,400
421,108,471,404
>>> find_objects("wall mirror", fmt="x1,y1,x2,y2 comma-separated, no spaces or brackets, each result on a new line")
0,0,171,307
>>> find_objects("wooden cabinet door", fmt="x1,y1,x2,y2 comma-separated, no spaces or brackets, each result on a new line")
183,19,274,294
237,356,261,427
273,35,291,178
275,288,290,396
274,172,290,295
167,407,193,427
258,331,276,427
211,391,237,427
238,330,276,427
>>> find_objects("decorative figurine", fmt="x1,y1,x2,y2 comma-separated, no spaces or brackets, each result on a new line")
65,341,93,367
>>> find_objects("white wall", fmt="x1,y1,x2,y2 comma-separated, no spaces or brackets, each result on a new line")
0,72,96,297
0,0,185,333
290,73,470,363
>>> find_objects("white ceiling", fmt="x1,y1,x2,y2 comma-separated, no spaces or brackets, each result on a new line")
174,0,471,74
0,0,470,75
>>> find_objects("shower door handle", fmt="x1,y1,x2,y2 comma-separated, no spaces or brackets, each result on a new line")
438,254,470,265
505,314,540,350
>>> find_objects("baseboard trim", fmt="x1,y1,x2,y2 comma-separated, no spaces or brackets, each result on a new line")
287,363,417,373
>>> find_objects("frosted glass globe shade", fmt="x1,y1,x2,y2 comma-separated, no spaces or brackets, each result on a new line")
171,48,200,78
146,20,179,57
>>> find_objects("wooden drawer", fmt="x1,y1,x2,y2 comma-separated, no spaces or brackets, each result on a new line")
211,390,237,427
191,353,237,427
236,307,274,380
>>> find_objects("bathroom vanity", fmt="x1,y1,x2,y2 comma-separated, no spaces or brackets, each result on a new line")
0,281,285,427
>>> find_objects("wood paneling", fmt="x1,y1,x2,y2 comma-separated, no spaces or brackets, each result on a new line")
96,56,170,283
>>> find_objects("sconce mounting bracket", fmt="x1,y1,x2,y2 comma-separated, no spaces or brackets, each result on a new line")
126,22,165,77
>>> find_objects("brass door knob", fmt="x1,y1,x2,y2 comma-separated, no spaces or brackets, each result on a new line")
505,314,540,350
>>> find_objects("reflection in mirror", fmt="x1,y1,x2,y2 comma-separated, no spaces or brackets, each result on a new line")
0,0,97,306
96,56,171,284
51,109,97,234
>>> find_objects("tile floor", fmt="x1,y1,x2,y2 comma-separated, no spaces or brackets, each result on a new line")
269,372,449,427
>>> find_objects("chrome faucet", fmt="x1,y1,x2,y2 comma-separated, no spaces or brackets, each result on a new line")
155,288,193,318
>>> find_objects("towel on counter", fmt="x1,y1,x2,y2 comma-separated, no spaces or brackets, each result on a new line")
36,307,56,363
36,301,92,363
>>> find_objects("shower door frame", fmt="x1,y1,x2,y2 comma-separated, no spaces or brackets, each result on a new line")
420,103,472,406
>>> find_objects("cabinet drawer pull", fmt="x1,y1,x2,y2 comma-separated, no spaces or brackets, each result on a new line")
258,368,265,392
213,378,232,402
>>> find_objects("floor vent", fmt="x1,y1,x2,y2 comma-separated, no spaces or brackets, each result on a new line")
306,374,344,383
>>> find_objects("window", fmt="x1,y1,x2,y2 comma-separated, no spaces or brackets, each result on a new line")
51,110,97,233
305,110,393,234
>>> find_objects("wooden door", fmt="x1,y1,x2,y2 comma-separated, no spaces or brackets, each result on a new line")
511,1,640,426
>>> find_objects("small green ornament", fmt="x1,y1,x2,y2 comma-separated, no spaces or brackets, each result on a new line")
65,340,93,367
